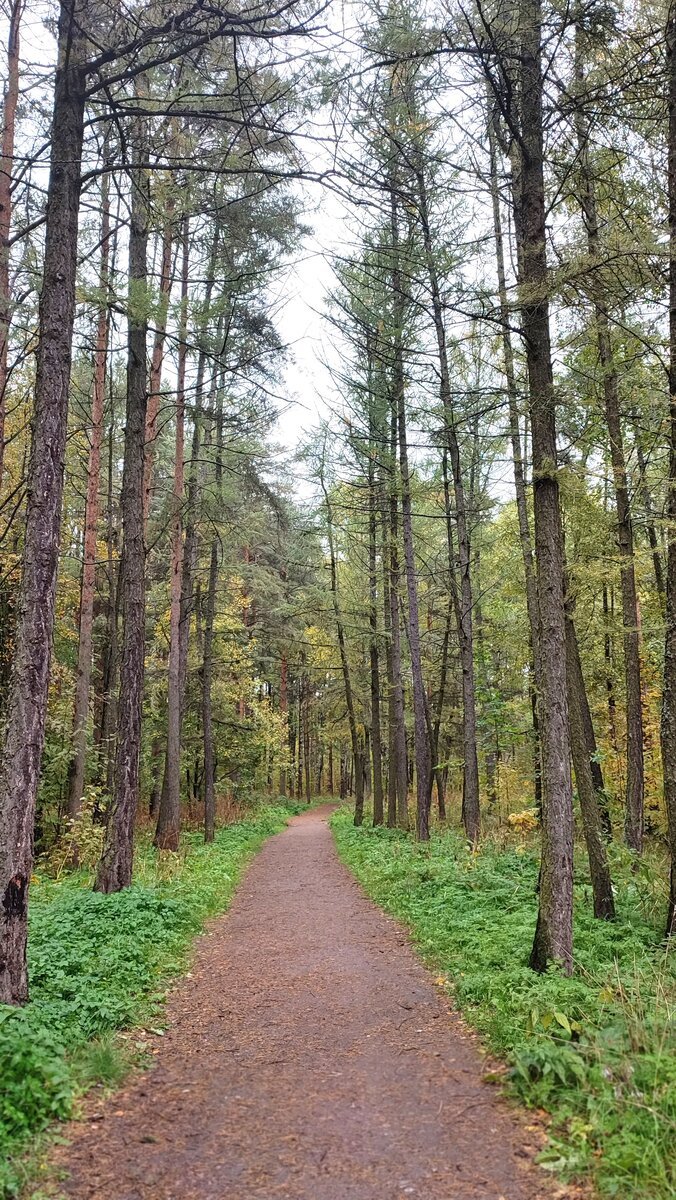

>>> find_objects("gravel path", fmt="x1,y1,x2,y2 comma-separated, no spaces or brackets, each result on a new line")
57,805,554,1200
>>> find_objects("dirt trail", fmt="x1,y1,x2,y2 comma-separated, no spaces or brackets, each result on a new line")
57,805,554,1200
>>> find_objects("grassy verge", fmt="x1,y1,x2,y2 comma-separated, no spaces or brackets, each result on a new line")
331,808,676,1200
0,799,303,1198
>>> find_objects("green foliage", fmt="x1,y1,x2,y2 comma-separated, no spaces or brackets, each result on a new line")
332,810,676,1200
0,801,301,1197
71,1034,131,1091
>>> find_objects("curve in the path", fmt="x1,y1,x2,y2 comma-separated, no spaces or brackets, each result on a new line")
57,805,553,1200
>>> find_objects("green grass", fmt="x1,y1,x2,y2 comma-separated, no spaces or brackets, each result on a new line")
0,799,302,1197
331,808,676,1200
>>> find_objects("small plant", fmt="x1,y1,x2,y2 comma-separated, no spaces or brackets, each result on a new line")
507,809,539,833
72,1034,131,1090
42,788,105,880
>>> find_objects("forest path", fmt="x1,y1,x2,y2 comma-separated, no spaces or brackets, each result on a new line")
56,805,555,1200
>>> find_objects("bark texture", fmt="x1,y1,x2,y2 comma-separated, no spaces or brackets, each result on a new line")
0,0,23,493
155,219,189,851
573,25,644,852
95,121,149,894
416,165,479,843
662,0,676,938
0,0,87,1002
322,474,364,827
67,161,111,819
390,191,430,841
512,0,575,973
564,612,615,919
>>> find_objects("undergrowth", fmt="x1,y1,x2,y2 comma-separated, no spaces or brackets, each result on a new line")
0,799,302,1198
331,808,676,1200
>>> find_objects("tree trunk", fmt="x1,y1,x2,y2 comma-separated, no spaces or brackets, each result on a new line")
367,339,385,826
322,470,364,826
155,217,189,851
95,112,149,895
143,209,174,527
202,540,218,843
157,238,219,810
662,1,676,937
573,25,644,852
67,159,111,820
488,110,544,815
565,611,615,919
384,470,408,828
390,192,430,841
415,164,479,843
0,0,87,1002
279,653,288,796
303,682,311,803
0,0,23,495
630,408,666,609
511,0,575,973
99,415,120,796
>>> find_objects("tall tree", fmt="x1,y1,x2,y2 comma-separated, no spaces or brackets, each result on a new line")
0,0,23,494
0,0,88,1001
662,0,676,937
573,17,644,852
67,156,112,821
154,215,190,851
96,114,150,893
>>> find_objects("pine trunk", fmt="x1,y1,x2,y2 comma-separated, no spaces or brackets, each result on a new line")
322,475,364,826
95,117,149,894
573,28,643,851
202,541,218,843
516,0,575,973
390,192,430,840
662,2,676,937
565,612,615,919
155,219,189,851
143,210,174,527
416,166,479,843
67,162,111,819
0,0,23,494
0,0,87,1001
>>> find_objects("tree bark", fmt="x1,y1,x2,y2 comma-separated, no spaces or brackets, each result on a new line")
99,412,120,795
630,408,665,610
662,0,676,937
67,156,111,820
95,111,149,894
488,110,544,816
143,206,175,527
202,540,218,842
390,190,431,841
0,0,87,1002
384,468,408,828
155,217,189,851
508,0,575,973
367,336,385,826
564,610,615,919
415,165,479,843
573,24,644,852
0,0,23,495
279,653,288,796
321,470,364,826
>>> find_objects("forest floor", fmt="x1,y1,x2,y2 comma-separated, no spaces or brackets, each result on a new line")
48,804,562,1200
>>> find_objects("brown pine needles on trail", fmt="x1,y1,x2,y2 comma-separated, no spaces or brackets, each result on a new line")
54,806,561,1200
